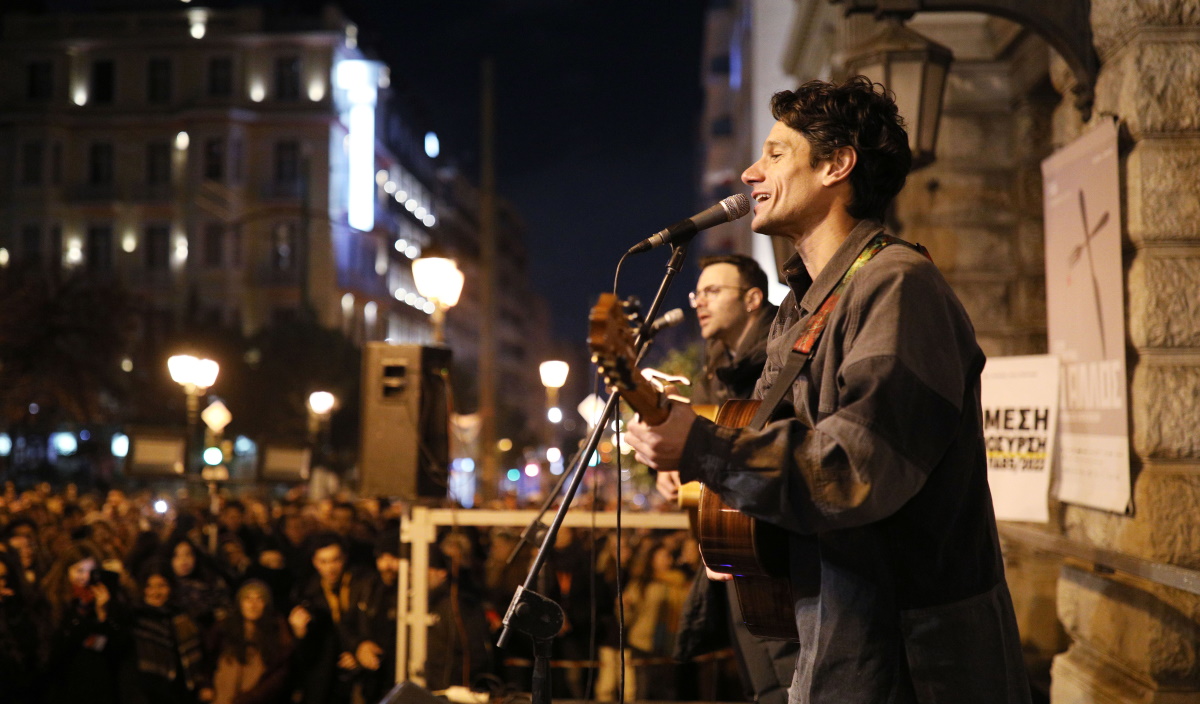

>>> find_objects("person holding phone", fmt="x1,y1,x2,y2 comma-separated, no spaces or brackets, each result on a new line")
42,541,128,704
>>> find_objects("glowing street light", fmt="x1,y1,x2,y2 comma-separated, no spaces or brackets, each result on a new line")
168,355,219,428
168,354,219,476
307,390,336,440
412,253,464,344
539,360,569,419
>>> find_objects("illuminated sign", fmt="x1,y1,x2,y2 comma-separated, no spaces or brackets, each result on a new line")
336,59,378,232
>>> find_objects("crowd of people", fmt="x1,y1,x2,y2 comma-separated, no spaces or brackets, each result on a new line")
0,480,724,704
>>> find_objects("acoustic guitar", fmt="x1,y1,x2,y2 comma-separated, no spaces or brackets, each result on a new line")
588,293,802,641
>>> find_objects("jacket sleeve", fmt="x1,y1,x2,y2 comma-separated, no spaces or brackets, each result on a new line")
678,254,976,534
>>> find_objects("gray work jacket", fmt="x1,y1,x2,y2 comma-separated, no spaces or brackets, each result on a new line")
679,220,1031,704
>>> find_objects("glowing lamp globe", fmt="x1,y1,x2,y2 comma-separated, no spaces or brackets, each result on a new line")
539,361,569,389
412,256,464,308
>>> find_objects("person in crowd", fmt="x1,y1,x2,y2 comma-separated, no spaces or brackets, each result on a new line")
212,580,295,704
165,534,231,632
218,535,254,584
4,518,44,590
41,541,128,704
0,549,42,704
243,535,295,614
628,76,1031,703
593,530,633,703
277,513,314,587
288,532,372,704
125,561,213,704
218,500,263,558
424,533,493,693
550,526,599,699
351,524,401,702
622,540,690,701
327,501,374,569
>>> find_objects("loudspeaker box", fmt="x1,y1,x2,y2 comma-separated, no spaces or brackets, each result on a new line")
359,343,451,500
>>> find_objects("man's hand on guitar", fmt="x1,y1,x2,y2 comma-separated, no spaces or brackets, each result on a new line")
655,471,681,501
626,401,698,472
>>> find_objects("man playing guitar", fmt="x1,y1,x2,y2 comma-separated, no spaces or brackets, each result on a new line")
626,77,1030,704
670,254,797,704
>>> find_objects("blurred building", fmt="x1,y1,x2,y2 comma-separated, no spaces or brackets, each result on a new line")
0,1,550,473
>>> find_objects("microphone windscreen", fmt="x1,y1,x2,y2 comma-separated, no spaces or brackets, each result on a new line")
723,193,751,220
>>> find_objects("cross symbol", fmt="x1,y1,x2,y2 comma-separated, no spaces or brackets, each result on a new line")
1066,189,1110,357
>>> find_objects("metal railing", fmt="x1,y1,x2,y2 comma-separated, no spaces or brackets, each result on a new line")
998,523,1200,596
397,507,689,688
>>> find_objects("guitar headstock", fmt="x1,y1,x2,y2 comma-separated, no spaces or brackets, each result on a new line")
588,293,669,425
588,293,640,390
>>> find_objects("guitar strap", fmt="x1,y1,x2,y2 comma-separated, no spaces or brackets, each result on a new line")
748,233,931,431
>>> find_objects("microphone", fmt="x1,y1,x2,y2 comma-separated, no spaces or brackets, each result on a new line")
648,308,685,336
626,194,751,255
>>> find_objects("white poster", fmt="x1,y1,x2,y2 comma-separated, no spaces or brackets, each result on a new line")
982,355,1058,523
1041,119,1131,513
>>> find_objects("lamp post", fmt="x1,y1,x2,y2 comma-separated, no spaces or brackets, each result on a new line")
168,354,220,471
169,355,220,530
307,391,336,438
307,390,336,469
412,254,464,344
539,360,569,435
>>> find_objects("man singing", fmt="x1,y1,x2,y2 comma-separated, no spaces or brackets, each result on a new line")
627,77,1030,703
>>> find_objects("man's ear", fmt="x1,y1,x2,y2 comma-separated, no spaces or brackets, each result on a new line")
744,287,764,313
822,146,857,187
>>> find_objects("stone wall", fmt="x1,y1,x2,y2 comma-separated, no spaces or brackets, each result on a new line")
1049,1,1200,701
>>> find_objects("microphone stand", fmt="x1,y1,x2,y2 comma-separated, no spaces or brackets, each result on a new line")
496,243,691,704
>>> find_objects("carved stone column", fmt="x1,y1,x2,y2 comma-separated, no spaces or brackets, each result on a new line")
1049,2,1200,701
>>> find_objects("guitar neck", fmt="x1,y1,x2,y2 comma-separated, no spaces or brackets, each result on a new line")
617,378,670,426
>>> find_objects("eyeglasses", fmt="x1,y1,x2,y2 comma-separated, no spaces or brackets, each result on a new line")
688,285,747,308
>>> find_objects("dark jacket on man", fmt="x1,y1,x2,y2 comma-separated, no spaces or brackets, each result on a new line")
680,221,1030,704
694,301,778,407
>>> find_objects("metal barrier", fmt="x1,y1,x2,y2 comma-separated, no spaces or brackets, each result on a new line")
397,507,690,687
998,523,1200,596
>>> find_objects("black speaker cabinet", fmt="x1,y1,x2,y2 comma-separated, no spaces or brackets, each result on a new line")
359,343,451,500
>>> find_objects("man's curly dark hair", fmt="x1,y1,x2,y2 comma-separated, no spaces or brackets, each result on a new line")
770,76,912,221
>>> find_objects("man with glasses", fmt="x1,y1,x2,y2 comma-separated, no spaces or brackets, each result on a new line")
690,254,779,407
677,254,797,704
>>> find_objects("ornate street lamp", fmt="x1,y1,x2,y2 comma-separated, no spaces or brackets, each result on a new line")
412,253,464,344
168,354,219,497
843,18,953,169
168,354,219,439
832,0,1098,120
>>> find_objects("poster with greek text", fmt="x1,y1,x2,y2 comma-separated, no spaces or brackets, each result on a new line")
1041,119,1131,513
981,355,1058,523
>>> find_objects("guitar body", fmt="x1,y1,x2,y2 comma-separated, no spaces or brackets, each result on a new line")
695,399,808,642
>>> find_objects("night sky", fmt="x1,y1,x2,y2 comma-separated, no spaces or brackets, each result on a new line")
351,0,709,345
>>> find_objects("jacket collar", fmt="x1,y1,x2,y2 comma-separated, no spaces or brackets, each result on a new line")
782,219,885,316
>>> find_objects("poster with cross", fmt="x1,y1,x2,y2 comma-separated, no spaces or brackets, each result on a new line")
1041,118,1131,514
